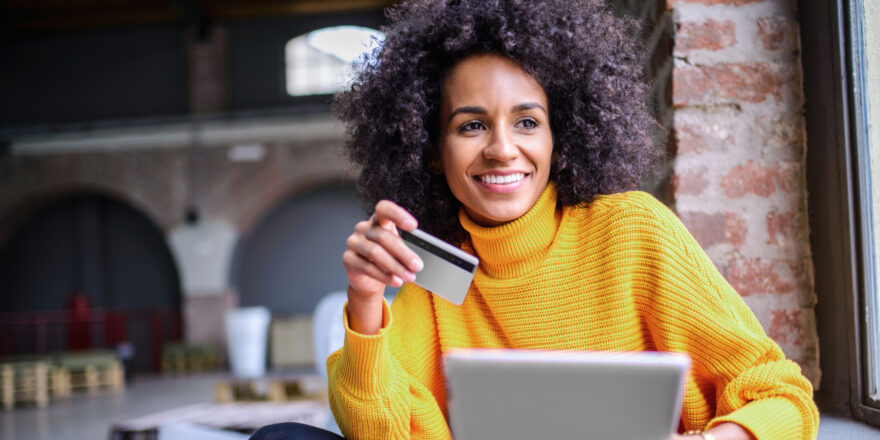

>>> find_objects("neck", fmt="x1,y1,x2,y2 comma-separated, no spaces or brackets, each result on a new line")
459,183,561,278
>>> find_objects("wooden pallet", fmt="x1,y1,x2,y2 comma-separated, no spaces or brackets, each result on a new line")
1,361,49,410
161,343,220,374
0,351,123,409
56,351,125,394
50,367,72,398
214,375,324,403
64,363,124,394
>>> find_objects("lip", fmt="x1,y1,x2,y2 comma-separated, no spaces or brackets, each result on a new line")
474,169,526,176
473,171,531,193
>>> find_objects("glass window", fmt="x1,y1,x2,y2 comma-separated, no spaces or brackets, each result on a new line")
284,26,384,97
860,0,880,404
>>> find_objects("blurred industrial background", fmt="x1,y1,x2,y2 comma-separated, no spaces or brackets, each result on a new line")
1,0,878,438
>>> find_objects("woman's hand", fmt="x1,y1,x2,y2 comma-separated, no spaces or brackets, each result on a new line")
670,423,756,440
342,200,423,335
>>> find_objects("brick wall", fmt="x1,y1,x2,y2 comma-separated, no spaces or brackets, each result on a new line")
188,25,228,114
0,120,353,346
0,122,352,235
668,0,819,384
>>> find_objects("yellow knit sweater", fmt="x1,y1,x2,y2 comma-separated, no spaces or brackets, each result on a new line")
327,184,819,440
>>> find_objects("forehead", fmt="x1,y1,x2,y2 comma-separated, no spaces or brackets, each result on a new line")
441,54,548,108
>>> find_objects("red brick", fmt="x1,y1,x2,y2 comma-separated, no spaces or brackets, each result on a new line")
720,160,796,198
757,16,798,52
673,63,785,106
769,308,804,345
725,213,747,247
679,211,746,249
676,19,736,53
673,168,709,196
767,211,799,245
674,123,705,155
728,258,799,296
680,212,726,248
674,121,734,155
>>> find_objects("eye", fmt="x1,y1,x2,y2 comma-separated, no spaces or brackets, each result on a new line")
459,121,486,133
516,118,539,129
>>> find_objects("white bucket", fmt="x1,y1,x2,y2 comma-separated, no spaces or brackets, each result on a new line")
225,306,271,378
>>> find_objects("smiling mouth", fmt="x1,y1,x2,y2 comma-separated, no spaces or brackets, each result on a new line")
475,173,528,185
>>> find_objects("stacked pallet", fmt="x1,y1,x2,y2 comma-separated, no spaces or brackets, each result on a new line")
214,375,324,403
56,351,125,394
0,361,49,410
0,350,124,409
161,343,220,374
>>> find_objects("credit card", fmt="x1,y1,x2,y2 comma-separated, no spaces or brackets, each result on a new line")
400,228,479,305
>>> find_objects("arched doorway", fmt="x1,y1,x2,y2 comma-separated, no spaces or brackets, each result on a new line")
0,192,181,372
233,182,371,316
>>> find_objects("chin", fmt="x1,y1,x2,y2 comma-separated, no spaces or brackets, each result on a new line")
479,206,529,225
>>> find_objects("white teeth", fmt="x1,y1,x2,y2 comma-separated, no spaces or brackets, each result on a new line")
479,173,525,184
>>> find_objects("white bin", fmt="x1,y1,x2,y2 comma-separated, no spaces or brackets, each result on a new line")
225,306,271,378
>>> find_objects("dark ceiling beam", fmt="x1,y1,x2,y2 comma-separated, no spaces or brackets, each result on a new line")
207,0,397,20
0,0,397,34
1,8,182,33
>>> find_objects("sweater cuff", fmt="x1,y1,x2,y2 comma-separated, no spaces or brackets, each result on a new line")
335,298,395,399
708,397,803,440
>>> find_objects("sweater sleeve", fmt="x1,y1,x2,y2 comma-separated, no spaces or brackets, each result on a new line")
632,197,819,440
326,285,452,440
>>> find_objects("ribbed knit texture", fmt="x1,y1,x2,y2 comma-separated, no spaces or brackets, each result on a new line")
327,184,819,440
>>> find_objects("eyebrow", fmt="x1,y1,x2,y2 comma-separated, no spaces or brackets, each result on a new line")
446,102,547,123
447,106,486,123
512,102,547,114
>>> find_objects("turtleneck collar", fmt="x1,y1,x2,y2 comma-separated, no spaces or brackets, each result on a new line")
459,183,562,279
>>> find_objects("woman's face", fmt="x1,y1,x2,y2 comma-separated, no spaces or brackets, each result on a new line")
437,53,553,227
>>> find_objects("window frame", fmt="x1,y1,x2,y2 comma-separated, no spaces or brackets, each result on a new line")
802,0,880,426
283,25,384,98
226,9,386,112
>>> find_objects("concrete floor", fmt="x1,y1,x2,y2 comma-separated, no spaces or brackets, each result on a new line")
2,374,221,440
2,373,879,440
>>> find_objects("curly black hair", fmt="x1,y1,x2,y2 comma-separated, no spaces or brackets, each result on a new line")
335,0,663,245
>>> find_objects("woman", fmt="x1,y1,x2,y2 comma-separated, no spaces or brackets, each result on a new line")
253,0,818,439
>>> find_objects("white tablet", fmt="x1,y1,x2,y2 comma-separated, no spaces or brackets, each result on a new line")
443,349,690,440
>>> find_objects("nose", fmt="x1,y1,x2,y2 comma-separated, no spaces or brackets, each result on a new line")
482,126,519,162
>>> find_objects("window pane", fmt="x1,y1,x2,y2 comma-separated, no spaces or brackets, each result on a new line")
861,0,880,402
284,26,384,97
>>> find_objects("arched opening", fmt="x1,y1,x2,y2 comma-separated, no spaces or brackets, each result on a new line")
233,182,370,316
0,192,181,373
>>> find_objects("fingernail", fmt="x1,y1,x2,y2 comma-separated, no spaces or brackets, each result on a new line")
411,258,424,272
404,271,416,282
392,276,404,287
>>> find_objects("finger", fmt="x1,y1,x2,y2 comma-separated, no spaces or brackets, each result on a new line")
364,224,423,273
353,219,373,235
353,234,416,282
373,200,418,231
350,220,423,274
343,249,404,287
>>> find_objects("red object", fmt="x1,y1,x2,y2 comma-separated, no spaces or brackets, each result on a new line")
0,307,179,372
66,293,92,350
104,312,128,347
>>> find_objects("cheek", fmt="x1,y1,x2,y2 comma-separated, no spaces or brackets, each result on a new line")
530,137,554,171
440,142,471,177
